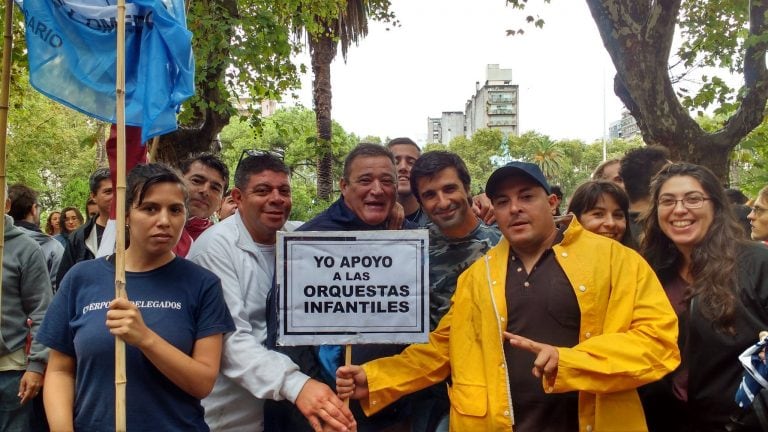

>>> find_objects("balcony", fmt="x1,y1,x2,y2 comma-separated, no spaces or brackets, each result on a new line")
487,108,516,115
487,96,514,104
487,119,516,127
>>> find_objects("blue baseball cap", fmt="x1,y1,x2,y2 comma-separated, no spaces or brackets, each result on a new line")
485,161,551,199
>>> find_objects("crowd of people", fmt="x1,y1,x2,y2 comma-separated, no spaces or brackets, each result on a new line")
2,140,768,432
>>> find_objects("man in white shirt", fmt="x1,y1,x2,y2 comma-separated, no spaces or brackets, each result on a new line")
188,153,355,432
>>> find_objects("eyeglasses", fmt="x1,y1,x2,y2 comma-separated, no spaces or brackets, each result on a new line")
750,205,768,217
236,149,285,172
658,194,710,209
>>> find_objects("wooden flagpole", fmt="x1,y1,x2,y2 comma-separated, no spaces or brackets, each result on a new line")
114,0,128,429
0,0,14,311
344,345,351,408
148,135,159,162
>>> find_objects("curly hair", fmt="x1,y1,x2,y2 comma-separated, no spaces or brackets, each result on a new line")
640,162,746,333
45,211,61,235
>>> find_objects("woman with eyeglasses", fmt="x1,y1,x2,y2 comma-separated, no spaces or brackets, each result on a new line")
61,207,84,233
640,162,768,431
54,207,85,247
747,186,768,243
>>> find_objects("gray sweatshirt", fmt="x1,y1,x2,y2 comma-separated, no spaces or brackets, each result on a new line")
1,215,52,373
15,220,64,291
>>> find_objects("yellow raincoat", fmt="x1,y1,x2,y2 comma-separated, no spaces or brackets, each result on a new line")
361,217,680,431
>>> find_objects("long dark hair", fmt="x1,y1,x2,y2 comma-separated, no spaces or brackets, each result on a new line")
567,180,636,248
641,162,746,332
45,211,60,235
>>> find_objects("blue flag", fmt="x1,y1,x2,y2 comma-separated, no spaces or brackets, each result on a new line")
16,0,194,143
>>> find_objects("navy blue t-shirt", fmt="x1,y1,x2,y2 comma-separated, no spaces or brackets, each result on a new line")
37,256,234,432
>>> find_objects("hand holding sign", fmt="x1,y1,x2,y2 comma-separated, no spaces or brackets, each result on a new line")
336,365,369,400
504,331,559,385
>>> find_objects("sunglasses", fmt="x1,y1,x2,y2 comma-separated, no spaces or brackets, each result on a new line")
236,149,285,172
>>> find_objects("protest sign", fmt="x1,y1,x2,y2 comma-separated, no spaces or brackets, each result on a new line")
276,230,429,346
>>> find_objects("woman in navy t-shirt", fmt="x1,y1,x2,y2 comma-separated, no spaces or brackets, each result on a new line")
37,163,234,431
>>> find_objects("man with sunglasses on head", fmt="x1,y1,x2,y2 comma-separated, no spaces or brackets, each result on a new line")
173,152,229,257
188,153,356,432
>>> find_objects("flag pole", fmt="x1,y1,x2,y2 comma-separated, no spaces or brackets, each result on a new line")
114,0,128,428
344,345,351,408
0,0,14,309
148,136,159,162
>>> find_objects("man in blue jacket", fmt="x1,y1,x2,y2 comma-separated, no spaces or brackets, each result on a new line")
270,143,417,431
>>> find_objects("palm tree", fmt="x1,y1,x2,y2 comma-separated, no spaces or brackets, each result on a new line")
529,136,564,181
299,1,394,200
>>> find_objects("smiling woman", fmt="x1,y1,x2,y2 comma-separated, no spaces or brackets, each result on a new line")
639,162,768,430
566,180,635,249
36,163,235,431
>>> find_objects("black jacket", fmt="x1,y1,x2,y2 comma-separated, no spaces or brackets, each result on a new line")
266,198,418,432
642,242,768,431
56,216,99,283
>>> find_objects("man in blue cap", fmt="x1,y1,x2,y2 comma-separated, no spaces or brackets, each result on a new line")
336,161,681,431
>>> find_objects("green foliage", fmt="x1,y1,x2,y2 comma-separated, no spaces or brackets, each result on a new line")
726,121,768,197
58,177,91,216
501,0,750,117
423,143,448,153
0,1,30,91
182,0,303,124
218,106,358,220
422,143,448,152
7,76,101,213
437,129,636,197
447,129,505,194
676,1,749,116
694,112,768,196
505,0,549,35
180,0,397,127
507,131,643,199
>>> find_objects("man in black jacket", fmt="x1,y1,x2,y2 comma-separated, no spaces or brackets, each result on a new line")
57,167,112,281
269,143,417,431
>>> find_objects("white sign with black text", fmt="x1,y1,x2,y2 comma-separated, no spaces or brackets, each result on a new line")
276,230,429,346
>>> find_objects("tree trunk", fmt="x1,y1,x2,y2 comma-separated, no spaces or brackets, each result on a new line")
154,0,237,166
310,30,338,201
586,0,768,184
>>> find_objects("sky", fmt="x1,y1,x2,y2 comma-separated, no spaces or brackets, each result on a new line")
287,0,625,145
